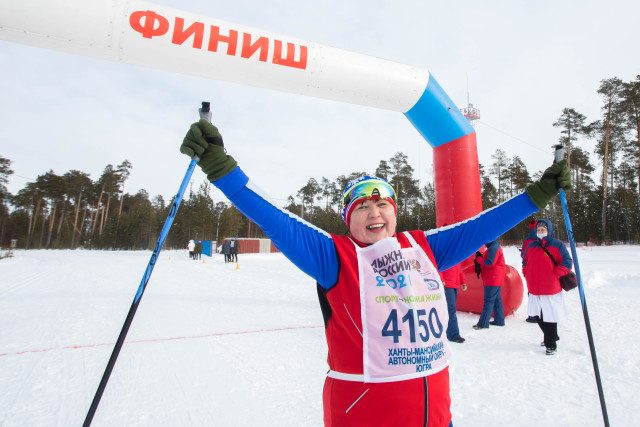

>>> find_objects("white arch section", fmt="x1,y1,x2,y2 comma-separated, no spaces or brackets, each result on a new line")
0,0,474,148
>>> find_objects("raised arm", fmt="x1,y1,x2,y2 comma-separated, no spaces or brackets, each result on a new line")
426,159,571,271
180,120,340,288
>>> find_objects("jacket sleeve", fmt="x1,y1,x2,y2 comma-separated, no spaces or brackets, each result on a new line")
483,244,499,267
213,167,339,289
476,253,485,265
459,269,467,285
426,193,538,271
553,241,573,277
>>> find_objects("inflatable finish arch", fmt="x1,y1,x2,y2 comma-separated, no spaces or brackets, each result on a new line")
0,0,521,314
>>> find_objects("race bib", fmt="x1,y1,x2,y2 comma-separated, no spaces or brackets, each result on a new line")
357,233,450,382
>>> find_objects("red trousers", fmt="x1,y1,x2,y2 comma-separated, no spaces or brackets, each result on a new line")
322,367,451,426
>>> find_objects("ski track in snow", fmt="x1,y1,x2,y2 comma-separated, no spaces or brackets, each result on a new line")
0,246,639,426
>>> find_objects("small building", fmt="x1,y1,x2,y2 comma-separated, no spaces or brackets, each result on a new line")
219,238,280,254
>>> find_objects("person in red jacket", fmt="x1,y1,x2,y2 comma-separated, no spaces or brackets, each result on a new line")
523,220,539,323
441,261,468,343
522,219,572,355
180,118,571,426
473,240,506,329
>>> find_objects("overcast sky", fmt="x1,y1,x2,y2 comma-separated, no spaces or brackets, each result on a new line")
1,0,639,206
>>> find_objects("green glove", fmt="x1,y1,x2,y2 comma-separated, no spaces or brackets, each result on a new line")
180,119,237,181
525,159,572,209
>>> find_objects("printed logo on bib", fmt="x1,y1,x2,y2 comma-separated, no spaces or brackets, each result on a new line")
371,252,441,294
406,258,442,291
358,236,450,382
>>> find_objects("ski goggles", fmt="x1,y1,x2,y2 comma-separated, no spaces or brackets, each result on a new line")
341,178,397,224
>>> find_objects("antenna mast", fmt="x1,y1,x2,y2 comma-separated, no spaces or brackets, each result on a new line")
461,74,480,126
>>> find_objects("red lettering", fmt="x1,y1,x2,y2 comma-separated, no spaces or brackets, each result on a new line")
172,17,204,48
208,26,238,55
129,10,169,39
240,33,269,62
272,40,307,70
129,11,306,72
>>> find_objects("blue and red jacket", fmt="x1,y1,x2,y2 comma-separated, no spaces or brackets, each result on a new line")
213,166,539,426
522,219,573,295
476,241,505,286
214,167,538,286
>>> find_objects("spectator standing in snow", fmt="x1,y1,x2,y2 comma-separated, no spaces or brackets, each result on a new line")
522,219,572,355
221,239,231,263
187,239,195,260
229,238,237,262
440,224,468,344
473,240,506,329
522,220,539,323
233,238,239,262
195,241,203,260
441,263,467,343
179,118,571,426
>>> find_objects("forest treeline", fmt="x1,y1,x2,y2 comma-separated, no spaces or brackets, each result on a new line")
0,75,639,250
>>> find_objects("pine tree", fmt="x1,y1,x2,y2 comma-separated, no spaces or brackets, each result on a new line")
553,108,588,170
36,171,67,248
375,160,392,181
479,163,498,209
297,177,321,221
12,183,43,249
508,156,531,197
0,156,13,245
319,177,337,211
620,75,640,194
489,149,509,203
63,170,92,248
387,152,419,230
116,160,132,219
415,183,436,231
90,164,119,242
593,77,626,241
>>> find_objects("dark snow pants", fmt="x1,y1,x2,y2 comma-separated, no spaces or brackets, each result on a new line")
537,312,559,349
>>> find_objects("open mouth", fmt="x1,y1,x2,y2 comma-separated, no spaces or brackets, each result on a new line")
366,223,385,231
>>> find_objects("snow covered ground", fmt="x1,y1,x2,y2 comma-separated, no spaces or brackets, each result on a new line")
1,245,638,426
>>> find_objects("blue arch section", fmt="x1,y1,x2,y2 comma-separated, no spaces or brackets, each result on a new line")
404,73,474,148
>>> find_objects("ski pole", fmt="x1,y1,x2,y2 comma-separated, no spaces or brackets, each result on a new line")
83,102,211,426
554,145,610,427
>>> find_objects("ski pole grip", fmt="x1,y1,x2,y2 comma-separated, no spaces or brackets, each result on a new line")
199,101,212,123
554,144,565,164
192,101,213,162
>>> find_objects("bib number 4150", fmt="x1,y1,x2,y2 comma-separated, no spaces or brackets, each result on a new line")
382,308,443,344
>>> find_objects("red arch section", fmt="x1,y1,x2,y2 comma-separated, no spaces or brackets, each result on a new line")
434,132,524,315
456,265,524,315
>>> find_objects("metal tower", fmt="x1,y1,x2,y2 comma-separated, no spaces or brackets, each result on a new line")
460,76,480,126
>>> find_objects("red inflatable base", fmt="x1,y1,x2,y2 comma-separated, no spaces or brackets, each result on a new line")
456,264,524,316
